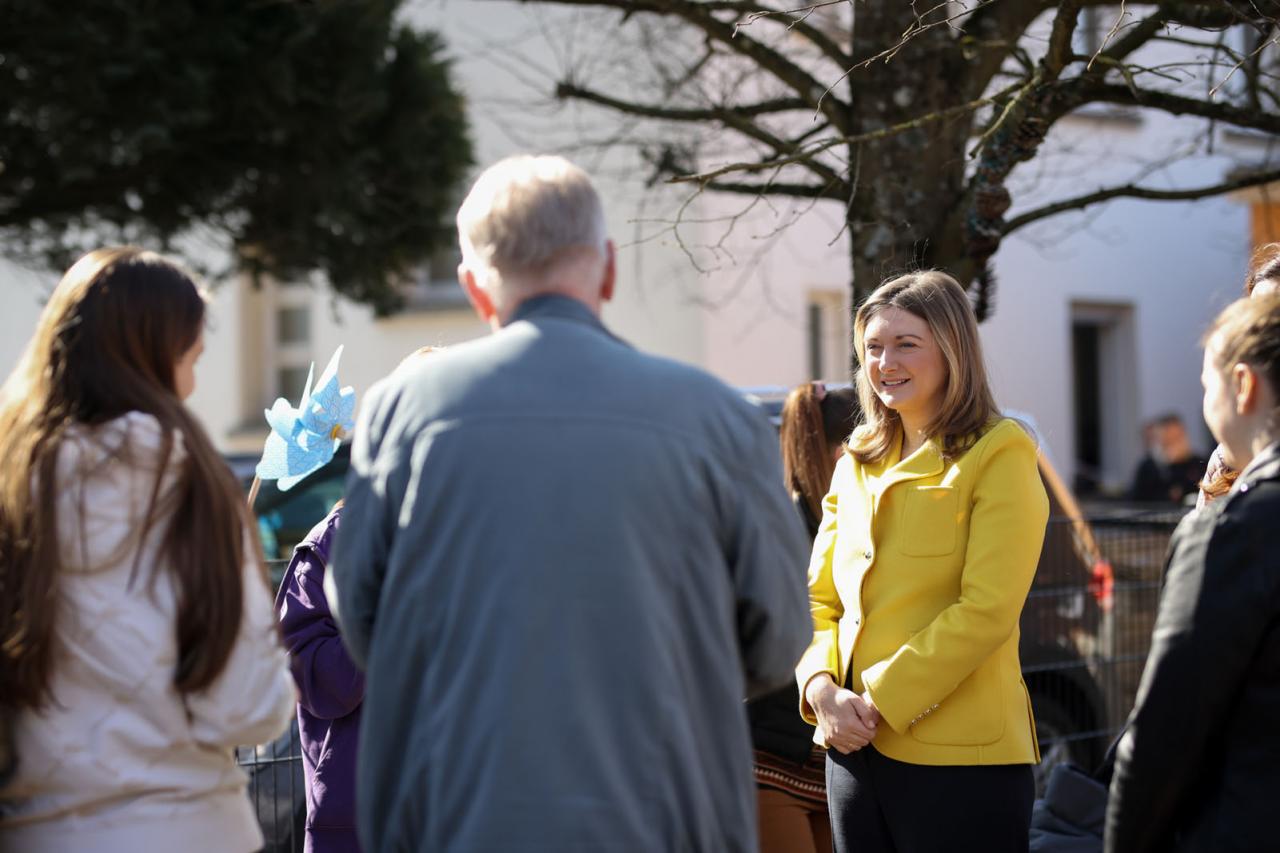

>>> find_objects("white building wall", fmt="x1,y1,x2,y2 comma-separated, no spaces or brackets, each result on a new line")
0,260,51,375
184,277,246,450
987,110,1253,491
429,0,712,368
697,195,852,386
0,5,1267,494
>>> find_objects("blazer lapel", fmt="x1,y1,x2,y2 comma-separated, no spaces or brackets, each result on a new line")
875,440,945,495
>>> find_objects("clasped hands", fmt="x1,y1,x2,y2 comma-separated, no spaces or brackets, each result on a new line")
805,674,880,754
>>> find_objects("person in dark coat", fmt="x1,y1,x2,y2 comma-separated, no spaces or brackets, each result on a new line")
328,155,811,853
1128,413,1207,504
749,381,858,853
1105,293,1280,852
277,505,364,853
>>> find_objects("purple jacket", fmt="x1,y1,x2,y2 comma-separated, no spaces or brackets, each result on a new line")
275,507,364,853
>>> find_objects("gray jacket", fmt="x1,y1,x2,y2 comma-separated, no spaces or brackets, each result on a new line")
331,295,811,852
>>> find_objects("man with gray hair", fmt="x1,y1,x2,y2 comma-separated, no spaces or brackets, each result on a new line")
331,155,811,852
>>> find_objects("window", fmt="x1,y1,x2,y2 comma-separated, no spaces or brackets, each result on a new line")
398,243,470,311
427,241,461,284
807,303,824,380
806,291,849,381
276,306,311,345
277,365,312,404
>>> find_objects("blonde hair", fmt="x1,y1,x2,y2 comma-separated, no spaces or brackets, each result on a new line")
1246,242,1280,296
849,270,1000,464
1201,250,1280,499
1204,293,1280,404
456,155,606,285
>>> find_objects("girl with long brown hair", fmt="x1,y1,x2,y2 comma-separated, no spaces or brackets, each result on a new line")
796,271,1048,853
751,382,858,853
0,248,294,852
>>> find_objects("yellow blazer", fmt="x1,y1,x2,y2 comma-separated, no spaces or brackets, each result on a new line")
796,418,1049,766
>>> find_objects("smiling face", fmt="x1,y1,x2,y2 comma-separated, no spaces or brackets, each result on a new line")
862,306,947,430
1201,331,1268,472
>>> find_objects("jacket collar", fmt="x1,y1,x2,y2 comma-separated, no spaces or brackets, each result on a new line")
1236,440,1280,488
510,293,609,335
874,435,945,493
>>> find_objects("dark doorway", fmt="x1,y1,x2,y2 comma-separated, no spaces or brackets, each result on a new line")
1072,322,1103,496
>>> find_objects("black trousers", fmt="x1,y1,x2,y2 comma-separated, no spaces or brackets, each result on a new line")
826,745,1034,853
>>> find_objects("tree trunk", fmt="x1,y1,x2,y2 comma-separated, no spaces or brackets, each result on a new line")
841,4,973,378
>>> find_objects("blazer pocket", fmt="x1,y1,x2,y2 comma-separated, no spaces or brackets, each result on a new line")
909,663,1005,746
899,486,960,557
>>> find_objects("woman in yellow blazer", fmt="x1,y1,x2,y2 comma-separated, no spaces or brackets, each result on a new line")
796,271,1049,853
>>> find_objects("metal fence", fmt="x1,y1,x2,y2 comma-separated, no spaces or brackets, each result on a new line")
239,559,306,853
1024,510,1183,791
237,510,1187,847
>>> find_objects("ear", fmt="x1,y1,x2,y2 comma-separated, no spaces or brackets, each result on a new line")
599,240,617,304
459,265,498,326
1233,362,1259,415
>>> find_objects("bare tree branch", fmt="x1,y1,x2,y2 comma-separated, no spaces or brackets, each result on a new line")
609,0,853,65
961,0,1056,96
1003,166,1280,234
516,0,853,132
1079,80,1280,133
701,179,847,198
555,81,843,184
1161,0,1268,30
668,89,1013,184
512,0,1280,322
1094,3,1174,66
723,0,852,65
1044,0,1086,77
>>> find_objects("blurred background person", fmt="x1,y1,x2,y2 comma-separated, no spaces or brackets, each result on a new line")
1128,413,1207,504
1198,241,1280,507
750,381,858,853
1106,294,1280,852
797,271,1048,853
0,248,294,853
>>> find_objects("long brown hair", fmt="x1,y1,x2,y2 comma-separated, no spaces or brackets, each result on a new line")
1202,245,1280,499
781,383,860,522
849,270,1001,465
0,247,262,709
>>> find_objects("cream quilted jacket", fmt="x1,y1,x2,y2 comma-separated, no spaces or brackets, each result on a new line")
0,412,295,853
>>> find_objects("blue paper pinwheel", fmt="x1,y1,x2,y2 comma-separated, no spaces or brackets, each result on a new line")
255,345,356,491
